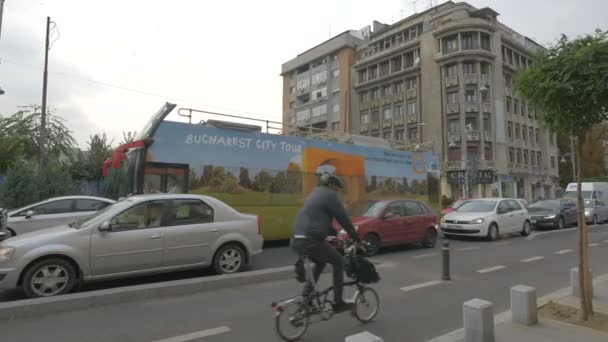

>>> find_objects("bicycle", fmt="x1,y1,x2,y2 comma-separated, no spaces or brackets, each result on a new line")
271,239,380,341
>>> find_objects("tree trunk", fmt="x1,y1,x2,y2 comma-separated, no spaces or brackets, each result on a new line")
576,133,594,320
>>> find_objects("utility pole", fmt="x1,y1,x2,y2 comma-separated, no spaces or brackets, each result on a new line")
0,0,5,40
39,16,50,174
570,135,576,180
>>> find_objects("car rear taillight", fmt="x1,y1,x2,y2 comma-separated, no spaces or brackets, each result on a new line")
257,215,262,236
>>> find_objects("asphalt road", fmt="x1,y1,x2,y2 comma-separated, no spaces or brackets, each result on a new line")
1,225,608,342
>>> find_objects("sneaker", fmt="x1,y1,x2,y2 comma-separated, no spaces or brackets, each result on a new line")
333,300,353,313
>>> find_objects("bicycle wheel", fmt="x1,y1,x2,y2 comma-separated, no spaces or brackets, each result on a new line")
275,303,310,341
352,287,380,323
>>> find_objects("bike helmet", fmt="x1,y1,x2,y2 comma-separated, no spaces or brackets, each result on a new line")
319,173,344,189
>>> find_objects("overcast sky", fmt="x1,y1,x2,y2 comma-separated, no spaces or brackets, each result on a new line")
1,0,606,147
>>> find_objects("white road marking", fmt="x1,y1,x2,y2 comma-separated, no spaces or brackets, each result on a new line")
589,243,600,247
477,265,506,274
527,224,604,240
555,249,573,254
400,280,443,292
521,256,545,263
412,252,438,259
456,246,481,252
152,326,231,342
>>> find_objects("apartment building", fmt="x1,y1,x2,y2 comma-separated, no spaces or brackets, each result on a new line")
348,1,559,201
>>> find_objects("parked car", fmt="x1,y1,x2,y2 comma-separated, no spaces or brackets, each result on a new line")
0,194,263,298
332,199,438,256
5,196,116,237
528,199,577,229
441,199,470,216
439,198,531,241
583,199,608,225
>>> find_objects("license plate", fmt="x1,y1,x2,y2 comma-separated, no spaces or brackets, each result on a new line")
447,224,462,229
531,219,537,224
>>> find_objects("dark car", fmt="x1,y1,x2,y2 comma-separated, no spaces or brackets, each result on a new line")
528,199,577,230
332,199,438,256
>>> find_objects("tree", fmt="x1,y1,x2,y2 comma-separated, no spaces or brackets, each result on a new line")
239,167,252,189
120,131,137,145
253,171,273,192
516,29,608,320
199,165,214,187
69,134,113,181
0,132,23,174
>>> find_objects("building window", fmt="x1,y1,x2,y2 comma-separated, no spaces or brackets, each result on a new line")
290,86,295,94
517,149,522,164
505,74,513,88
522,100,527,117
481,33,491,51
383,131,391,140
313,88,327,100
461,33,475,50
406,77,417,89
361,112,369,124
550,133,555,146
396,130,404,140
395,105,403,118
535,128,540,143
485,146,492,161
372,110,379,123
506,96,512,113
332,69,340,78
465,89,477,102
446,64,457,77
507,48,514,65
392,57,402,72
524,150,530,165
408,102,417,115
448,119,459,133
312,104,327,117
408,26,419,40
381,85,391,97
538,152,542,166
333,103,340,113
515,124,521,139
312,71,327,85
448,147,461,161
465,117,478,131
332,122,340,130
371,88,379,99
509,148,515,163
383,107,392,120
296,109,310,121
507,122,513,140
464,62,475,74
297,78,310,90
480,62,490,75
408,127,418,141
360,92,369,102
443,35,458,52
529,127,534,143
481,89,489,102
370,65,378,79
522,125,527,142
514,99,520,115
359,70,368,83
551,156,556,168
483,117,491,132
447,91,458,104
380,61,390,77
394,81,404,94
404,50,416,68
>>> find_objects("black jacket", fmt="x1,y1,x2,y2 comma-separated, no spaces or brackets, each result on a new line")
294,186,359,241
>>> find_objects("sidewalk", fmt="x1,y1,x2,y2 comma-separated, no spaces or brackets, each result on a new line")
429,274,608,342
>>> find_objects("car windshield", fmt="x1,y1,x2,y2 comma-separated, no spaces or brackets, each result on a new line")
564,191,592,199
451,200,466,209
72,198,134,228
455,201,497,213
529,200,560,210
362,201,386,218
585,200,595,208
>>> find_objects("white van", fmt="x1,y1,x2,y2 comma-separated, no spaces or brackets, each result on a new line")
564,182,608,224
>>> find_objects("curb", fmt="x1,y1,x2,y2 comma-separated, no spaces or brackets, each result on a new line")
426,272,608,342
0,265,298,320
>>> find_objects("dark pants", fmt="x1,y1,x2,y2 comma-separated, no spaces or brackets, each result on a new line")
291,238,344,303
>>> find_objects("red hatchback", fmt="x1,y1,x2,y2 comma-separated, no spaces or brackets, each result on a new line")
332,199,438,256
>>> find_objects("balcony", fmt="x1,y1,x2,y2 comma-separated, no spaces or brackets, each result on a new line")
447,161,463,170
445,76,458,87
464,73,478,85
465,102,480,113
393,93,404,102
484,132,494,142
506,87,513,96
311,114,327,124
394,116,405,125
370,122,380,130
407,115,417,123
382,96,392,105
448,131,461,142
360,123,369,132
447,103,460,114
407,88,417,99
466,130,480,141
508,163,515,169
360,101,369,110
482,102,492,113
370,99,380,108
383,119,392,128
481,160,496,169
481,74,491,84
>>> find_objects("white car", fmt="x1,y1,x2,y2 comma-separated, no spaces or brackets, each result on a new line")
5,196,115,237
439,198,531,241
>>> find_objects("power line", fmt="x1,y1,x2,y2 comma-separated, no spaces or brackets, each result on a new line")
0,58,281,121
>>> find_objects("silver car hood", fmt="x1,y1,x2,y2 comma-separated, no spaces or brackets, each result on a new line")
1,225,75,247
445,212,493,221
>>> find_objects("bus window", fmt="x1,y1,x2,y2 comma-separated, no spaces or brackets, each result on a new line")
144,173,162,194
143,163,188,194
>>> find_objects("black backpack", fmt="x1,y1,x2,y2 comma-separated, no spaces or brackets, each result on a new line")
346,255,380,284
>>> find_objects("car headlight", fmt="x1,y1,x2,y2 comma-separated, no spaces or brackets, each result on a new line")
0,246,15,260
544,214,556,219
440,217,446,224
470,218,484,224
584,210,591,216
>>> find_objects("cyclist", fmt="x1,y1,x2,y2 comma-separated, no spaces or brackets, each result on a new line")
291,173,361,313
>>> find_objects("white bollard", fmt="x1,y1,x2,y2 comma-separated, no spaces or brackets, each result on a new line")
345,331,383,342
571,267,594,298
463,299,495,342
510,285,537,325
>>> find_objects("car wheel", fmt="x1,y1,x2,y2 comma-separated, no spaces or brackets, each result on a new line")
521,221,531,237
422,229,438,248
592,215,598,225
213,244,246,275
6,228,15,237
487,224,498,241
557,217,565,230
363,234,381,257
22,258,77,298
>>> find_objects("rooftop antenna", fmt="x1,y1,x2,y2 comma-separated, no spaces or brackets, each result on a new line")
411,0,418,14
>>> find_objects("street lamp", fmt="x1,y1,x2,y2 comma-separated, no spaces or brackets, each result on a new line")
419,122,426,144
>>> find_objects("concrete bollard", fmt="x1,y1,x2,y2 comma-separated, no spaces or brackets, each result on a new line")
345,331,383,342
463,299,495,342
510,285,537,325
571,267,594,298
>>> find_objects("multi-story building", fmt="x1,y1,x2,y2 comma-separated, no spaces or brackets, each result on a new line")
349,1,559,201
280,27,381,134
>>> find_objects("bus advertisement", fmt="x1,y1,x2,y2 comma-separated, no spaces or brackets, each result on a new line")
105,103,440,241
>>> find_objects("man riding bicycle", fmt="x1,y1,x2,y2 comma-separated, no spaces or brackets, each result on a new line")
291,173,361,313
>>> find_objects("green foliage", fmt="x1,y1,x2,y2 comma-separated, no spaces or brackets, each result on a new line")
516,30,608,136
253,171,273,192
102,167,129,200
70,133,114,181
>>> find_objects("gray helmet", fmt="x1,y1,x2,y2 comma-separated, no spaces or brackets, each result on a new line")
319,173,344,189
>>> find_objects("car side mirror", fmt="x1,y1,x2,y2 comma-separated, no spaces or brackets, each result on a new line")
98,221,112,232
25,210,34,219
383,212,395,220
497,208,508,215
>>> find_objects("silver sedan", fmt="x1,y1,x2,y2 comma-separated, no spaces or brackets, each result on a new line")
0,194,264,298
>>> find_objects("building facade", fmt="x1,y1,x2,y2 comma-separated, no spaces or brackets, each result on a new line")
349,1,559,201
